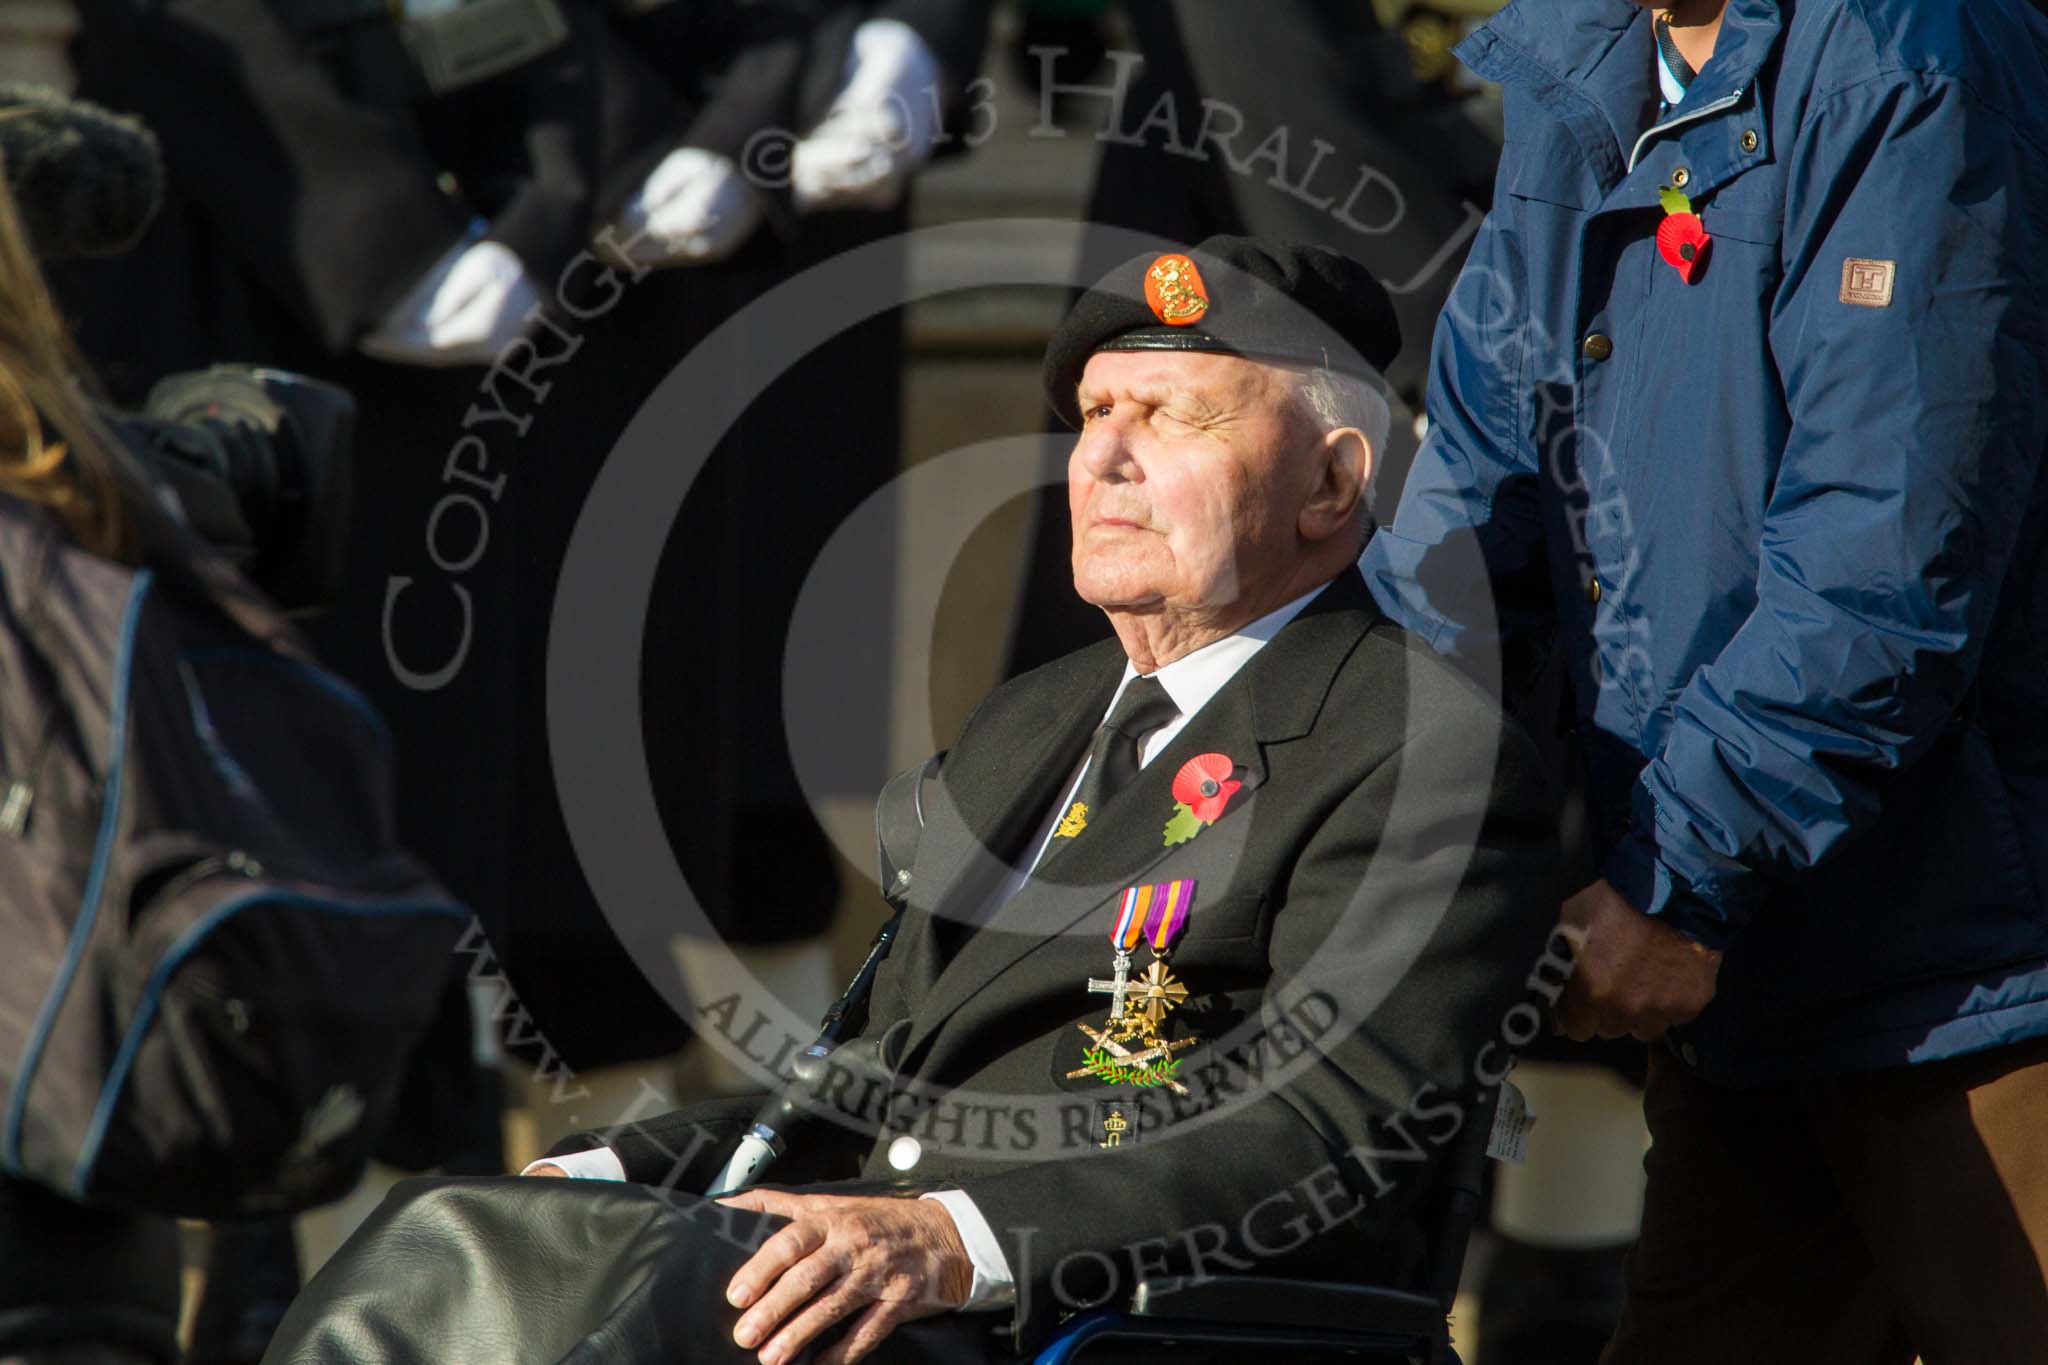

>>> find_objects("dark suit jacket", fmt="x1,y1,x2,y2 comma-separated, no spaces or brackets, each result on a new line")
553,569,1560,1352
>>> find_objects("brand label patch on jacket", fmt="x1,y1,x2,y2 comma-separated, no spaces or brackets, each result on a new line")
1840,258,1896,308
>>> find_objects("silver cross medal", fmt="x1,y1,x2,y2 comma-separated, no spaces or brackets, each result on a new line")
1087,949,1134,1023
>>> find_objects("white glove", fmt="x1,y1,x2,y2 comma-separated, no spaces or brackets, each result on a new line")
791,17,942,214
359,233,540,368
611,146,765,268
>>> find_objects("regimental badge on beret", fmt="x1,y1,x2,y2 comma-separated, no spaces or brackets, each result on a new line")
1144,253,1210,327
1042,235,1401,429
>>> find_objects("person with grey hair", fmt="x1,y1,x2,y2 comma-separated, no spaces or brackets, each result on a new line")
1292,365,1393,528
265,235,1560,1365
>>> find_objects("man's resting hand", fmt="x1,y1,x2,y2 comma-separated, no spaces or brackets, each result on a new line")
717,1187,973,1365
1554,878,1722,1042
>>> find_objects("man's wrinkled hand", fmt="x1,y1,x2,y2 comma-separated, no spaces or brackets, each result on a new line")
1553,879,1722,1042
718,1188,972,1365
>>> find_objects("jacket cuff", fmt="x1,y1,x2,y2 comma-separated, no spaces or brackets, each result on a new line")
1602,794,1757,953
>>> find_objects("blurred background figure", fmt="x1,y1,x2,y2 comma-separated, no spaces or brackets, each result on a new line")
495,0,990,1112
0,81,458,1365
45,8,624,1356
0,78,228,1365
38,3,990,1358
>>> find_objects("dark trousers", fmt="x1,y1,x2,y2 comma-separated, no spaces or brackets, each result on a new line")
1601,1035,2048,1364
262,1177,1001,1364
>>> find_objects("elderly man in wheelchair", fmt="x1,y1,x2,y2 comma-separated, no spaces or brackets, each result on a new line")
265,238,1563,1365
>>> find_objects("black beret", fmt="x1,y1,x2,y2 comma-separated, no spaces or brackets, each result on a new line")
1043,235,1401,429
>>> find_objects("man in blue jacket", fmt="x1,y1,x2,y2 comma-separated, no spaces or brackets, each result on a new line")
1363,0,2048,1356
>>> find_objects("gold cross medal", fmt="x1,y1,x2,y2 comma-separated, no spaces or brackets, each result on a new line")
1070,879,1197,1092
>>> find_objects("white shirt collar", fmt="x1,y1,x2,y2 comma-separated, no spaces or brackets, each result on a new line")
1009,582,1332,883
1103,584,1323,727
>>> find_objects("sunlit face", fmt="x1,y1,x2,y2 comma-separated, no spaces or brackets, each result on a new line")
1067,350,1318,615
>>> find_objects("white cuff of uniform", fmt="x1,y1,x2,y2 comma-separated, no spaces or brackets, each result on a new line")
919,1189,1016,1310
613,146,763,267
360,229,538,367
790,18,941,213
523,1146,627,1181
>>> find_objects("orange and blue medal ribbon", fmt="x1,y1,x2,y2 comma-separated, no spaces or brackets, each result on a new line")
1112,878,1194,956
1100,879,1195,1021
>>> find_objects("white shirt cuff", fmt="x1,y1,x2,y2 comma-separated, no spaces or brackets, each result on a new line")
919,1189,1016,1310
523,1157,1011,1308
522,1146,627,1181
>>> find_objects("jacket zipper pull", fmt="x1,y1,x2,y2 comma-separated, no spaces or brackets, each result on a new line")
0,781,30,838
4,703,64,839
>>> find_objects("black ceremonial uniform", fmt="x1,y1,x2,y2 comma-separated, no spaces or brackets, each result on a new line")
499,0,990,1068
54,0,658,935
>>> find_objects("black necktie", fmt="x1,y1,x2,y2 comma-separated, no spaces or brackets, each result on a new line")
1050,675,1179,845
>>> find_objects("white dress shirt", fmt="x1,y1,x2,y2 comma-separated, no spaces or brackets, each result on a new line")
526,586,1325,1310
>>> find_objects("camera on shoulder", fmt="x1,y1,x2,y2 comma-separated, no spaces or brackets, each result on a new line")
108,364,357,612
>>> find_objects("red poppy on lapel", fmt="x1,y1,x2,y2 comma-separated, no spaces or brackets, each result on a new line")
1173,753,1241,821
1657,213,1712,283
1164,753,1243,846
1656,186,1712,285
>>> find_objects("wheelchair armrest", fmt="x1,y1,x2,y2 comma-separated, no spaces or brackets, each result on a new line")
1128,1274,1446,1339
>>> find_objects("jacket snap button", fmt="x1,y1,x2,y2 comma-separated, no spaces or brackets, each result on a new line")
887,1135,922,1171
1583,332,1614,362
1671,167,1691,188
1586,578,1603,604
1740,129,1759,153
1680,1042,1700,1067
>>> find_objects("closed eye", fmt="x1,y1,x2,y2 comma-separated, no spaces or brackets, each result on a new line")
1154,404,1227,433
